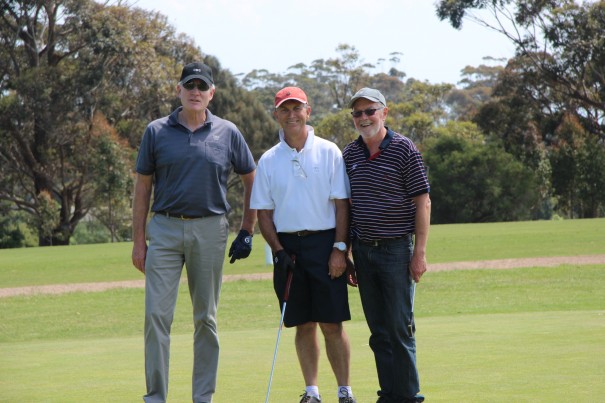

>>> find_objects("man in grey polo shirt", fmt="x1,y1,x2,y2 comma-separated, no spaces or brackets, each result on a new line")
131,62,256,403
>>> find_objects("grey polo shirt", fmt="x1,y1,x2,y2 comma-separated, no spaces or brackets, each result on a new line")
136,107,256,217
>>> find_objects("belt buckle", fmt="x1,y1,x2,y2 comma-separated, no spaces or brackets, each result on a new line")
164,212,191,220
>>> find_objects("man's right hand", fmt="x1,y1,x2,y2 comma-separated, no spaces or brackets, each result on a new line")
274,249,295,272
132,242,147,274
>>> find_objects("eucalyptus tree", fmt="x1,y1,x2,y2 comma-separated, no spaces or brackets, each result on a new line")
1,0,202,245
446,57,506,121
436,0,605,141
436,0,605,218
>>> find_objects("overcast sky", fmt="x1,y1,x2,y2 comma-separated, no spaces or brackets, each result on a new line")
133,0,515,85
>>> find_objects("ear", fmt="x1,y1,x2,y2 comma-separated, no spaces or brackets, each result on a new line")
207,86,216,101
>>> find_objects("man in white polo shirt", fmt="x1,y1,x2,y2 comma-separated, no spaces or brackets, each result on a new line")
251,87,356,403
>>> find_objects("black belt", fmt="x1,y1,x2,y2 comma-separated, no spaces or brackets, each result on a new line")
155,211,205,220
356,235,411,247
280,229,332,237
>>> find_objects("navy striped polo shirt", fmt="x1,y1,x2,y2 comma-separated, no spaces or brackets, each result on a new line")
343,128,430,241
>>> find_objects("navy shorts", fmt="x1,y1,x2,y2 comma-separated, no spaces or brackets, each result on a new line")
274,229,351,328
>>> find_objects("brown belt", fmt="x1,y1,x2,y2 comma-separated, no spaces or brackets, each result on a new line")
155,211,205,220
281,229,331,237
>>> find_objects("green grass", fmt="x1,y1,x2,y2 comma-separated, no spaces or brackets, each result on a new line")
1,266,604,401
1,218,604,402
428,217,605,262
1,218,604,288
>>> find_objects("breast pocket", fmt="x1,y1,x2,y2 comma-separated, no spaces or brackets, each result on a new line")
205,142,228,165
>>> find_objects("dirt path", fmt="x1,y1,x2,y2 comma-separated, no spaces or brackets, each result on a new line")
1,255,604,298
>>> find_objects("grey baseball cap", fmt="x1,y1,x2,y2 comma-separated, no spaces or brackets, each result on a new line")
348,88,386,108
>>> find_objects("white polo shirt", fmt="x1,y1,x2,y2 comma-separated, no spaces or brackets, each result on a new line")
251,126,350,233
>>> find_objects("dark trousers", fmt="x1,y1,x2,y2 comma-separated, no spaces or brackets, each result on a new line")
352,235,420,401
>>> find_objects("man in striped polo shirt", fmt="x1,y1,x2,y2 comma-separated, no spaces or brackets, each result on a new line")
343,88,431,403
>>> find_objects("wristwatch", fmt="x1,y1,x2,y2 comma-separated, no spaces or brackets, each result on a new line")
333,242,347,252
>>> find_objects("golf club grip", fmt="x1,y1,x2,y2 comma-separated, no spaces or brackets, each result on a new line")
283,255,295,301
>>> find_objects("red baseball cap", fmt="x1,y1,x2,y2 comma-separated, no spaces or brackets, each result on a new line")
274,87,308,108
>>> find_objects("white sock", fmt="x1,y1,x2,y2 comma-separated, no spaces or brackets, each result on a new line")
338,386,353,398
306,385,320,398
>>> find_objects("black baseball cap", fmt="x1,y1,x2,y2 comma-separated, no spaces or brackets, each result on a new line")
179,62,214,86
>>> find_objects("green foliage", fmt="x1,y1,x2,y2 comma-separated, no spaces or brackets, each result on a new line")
88,118,134,242
0,0,200,245
424,134,539,223
446,57,506,120
0,1,278,241
315,109,357,150
241,44,405,120
550,115,605,218
437,0,605,219
71,219,112,245
0,219,23,249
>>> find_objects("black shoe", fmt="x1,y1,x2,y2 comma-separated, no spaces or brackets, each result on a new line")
299,392,322,403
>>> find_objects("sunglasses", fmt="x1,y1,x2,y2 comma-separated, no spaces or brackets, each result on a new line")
351,107,384,118
182,80,210,91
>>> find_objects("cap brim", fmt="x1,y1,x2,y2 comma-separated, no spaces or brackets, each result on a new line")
181,75,213,86
275,97,307,108
349,95,383,108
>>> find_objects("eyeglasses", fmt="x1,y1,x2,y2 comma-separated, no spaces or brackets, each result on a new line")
351,107,384,118
182,80,210,91
292,156,307,179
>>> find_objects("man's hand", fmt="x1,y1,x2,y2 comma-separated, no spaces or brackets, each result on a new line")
274,249,295,272
228,229,253,264
410,252,427,283
328,249,347,280
131,241,147,274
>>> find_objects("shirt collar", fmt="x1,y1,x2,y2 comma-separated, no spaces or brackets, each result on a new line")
355,126,394,156
168,106,214,128
279,125,315,153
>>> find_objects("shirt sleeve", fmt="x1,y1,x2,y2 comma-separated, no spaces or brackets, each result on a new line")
250,157,274,210
231,128,256,175
135,125,155,175
329,146,351,200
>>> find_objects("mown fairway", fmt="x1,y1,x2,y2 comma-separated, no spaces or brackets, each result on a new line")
1,219,604,402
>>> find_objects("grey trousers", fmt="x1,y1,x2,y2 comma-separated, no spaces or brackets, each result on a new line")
143,213,228,403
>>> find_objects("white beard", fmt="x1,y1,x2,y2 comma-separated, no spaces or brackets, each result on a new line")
357,122,382,139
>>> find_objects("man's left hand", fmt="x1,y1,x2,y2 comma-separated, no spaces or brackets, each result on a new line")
228,229,253,263
410,253,427,283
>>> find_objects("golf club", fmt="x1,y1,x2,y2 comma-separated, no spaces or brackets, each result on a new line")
265,256,295,403
408,281,416,337
411,281,416,313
